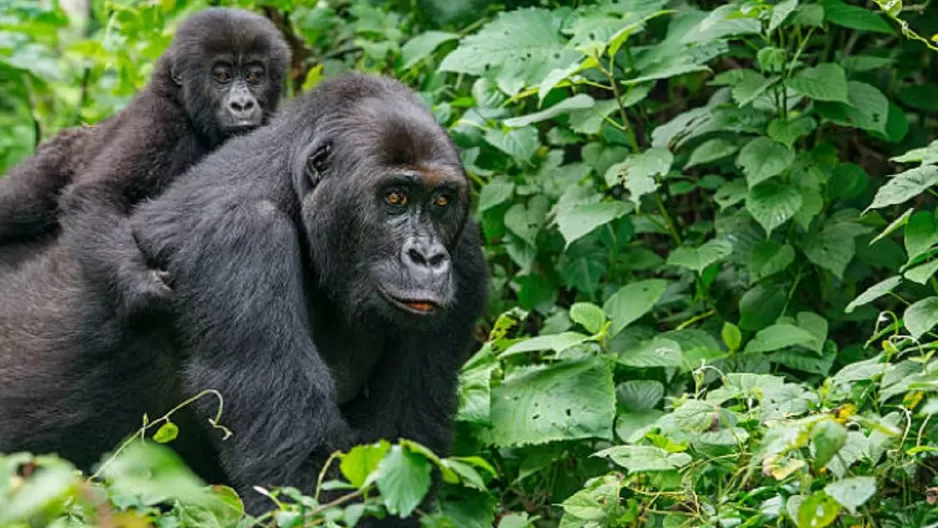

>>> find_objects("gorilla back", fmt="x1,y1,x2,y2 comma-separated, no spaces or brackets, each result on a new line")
0,73,488,517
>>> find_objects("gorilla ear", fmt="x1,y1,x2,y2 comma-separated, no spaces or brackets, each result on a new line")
305,142,332,189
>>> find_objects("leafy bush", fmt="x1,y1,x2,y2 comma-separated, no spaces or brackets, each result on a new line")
2,0,938,526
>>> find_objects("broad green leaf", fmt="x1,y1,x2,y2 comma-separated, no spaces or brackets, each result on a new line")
767,117,816,148
714,179,748,210
484,126,540,163
816,81,889,135
757,47,787,72
504,94,595,127
152,421,179,444
739,284,786,330
616,337,684,368
605,147,673,205
400,31,458,69
594,445,691,473
685,137,738,168
556,201,631,247
569,302,606,334
824,477,876,514
842,55,895,72
892,139,938,165
904,296,938,339
796,311,828,354
905,260,938,285
683,4,761,42
797,491,841,528
376,445,432,516
733,72,779,107
615,409,664,443
624,62,710,86
870,208,913,245
867,166,938,210
667,239,733,273
744,324,815,353
501,331,591,357
341,441,391,488
746,181,803,235
504,195,549,246
830,163,869,200
560,474,621,521
477,178,514,213
439,8,583,95
792,4,825,26
769,0,799,33
603,279,669,335
562,254,606,296
457,347,498,424
737,137,795,187
789,63,849,103
905,211,938,262
749,240,795,281
804,223,868,279
845,275,901,313
489,358,615,446
718,323,741,354
821,0,894,34
616,380,665,410
811,420,847,469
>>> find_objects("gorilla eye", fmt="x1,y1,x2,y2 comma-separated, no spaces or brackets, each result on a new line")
213,70,231,83
305,143,332,188
246,70,263,83
386,191,407,207
433,194,450,207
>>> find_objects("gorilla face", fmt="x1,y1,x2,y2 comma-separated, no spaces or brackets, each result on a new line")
296,97,470,324
208,58,267,133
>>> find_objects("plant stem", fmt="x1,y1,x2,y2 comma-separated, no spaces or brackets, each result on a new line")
655,192,682,245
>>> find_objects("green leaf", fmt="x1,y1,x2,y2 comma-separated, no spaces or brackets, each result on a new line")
504,94,595,127
744,324,816,353
341,441,391,488
439,8,583,95
797,491,841,528
400,31,458,69
616,380,665,411
870,207,913,246
905,260,938,285
556,201,631,247
821,0,894,34
624,62,710,86
686,138,739,168
152,421,179,444
792,4,825,26
804,223,866,279
603,279,669,336
562,254,606,296
767,117,817,148
746,181,803,235
477,178,514,213
757,47,787,72
789,63,849,102
504,195,549,246
667,239,733,273
867,166,938,210
739,284,786,331
570,302,606,334
376,445,432,516
904,296,938,339
816,81,889,135
749,240,795,281
845,276,901,313
812,420,847,469
892,139,938,165
722,322,742,353
737,137,795,187
501,331,592,357
605,147,673,205
457,347,498,424
769,0,799,33
830,163,869,200
714,179,748,210
489,358,615,446
484,126,540,163
594,445,692,473
616,337,684,368
733,72,779,107
842,55,895,72
905,211,938,263
824,477,876,514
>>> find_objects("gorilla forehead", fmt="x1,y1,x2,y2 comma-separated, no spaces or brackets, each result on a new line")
172,8,285,61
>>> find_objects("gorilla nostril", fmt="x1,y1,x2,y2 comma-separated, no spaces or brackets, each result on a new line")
429,253,447,268
408,248,427,266
243,100,255,111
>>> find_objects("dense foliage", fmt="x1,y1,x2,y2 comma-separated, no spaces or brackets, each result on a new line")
2,0,938,526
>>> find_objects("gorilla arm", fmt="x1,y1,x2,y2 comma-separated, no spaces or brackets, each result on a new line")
143,198,351,512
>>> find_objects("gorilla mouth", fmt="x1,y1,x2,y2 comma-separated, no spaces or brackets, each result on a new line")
378,288,440,315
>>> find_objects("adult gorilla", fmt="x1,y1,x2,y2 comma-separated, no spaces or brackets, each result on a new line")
0,8,289,318
0,74,488,519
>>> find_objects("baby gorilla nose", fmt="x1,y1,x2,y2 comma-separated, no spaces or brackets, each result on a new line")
228,95,258,120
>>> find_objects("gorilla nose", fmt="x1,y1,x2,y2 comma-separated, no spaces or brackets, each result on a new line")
229,96,257,119
402,239,450,275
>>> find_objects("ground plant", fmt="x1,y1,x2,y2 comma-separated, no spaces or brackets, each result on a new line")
1,0,938,526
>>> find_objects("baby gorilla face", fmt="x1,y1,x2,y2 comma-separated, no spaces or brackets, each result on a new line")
209,59,267,133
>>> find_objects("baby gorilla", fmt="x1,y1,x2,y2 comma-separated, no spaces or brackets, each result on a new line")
0,7,289,318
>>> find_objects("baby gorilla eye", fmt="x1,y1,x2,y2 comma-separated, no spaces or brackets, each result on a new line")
213,70,231,83
247,70,263,83
386,191,407,206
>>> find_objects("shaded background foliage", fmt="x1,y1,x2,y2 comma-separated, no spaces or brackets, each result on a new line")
2,0,938,526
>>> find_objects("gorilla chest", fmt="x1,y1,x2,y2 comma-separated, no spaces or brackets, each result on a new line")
315,330,385,404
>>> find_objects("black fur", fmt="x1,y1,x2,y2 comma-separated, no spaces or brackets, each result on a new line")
0,74,489,523
0,7,290,319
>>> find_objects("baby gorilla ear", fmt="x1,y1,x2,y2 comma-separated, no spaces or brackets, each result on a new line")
305,142,332,190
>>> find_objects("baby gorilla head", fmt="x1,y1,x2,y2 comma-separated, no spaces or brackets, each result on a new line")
164,8,290,146
295,77,471,324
